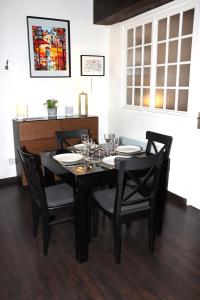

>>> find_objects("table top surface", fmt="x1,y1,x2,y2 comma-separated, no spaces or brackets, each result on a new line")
41,149,115,178
40,143,146,180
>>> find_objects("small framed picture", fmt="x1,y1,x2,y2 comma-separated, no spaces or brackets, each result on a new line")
27,16,71,78
81,55,105,76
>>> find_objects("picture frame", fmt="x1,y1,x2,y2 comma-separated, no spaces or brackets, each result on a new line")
80,55,105,76
27,16,71,78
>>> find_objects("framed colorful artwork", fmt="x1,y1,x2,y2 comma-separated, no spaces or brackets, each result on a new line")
27,16,71,77
80,55,105,76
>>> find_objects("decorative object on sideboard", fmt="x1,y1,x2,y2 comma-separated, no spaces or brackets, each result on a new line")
78,92,88,116
16,105,28,120
27,16,71,78
65,105,74,116
43,99,58,118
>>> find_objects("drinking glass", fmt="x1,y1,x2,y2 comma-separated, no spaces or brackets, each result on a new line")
113,136,119,153
88,139,96,160
104,133,115,155
81,134,89,156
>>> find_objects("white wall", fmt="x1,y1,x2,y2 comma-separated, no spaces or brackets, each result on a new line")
108,0,200,209
0,0,109,178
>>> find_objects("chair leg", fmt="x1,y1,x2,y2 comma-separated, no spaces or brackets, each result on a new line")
42,216,51,256
113,223,122,264
92,205,99,239
32,201,40,237
125,221,132,230
148,214,155,253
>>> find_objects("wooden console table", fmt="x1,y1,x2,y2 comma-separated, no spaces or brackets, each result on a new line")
13,115,98,186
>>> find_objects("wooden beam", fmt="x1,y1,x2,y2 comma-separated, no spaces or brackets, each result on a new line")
94,0,174,25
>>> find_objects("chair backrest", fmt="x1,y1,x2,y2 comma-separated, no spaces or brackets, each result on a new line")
114,154,164,218
17,147,48,213
55,128,89,150
146,131,173,159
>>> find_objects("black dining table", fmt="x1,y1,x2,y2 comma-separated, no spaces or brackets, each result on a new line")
41,148,118,263
40,147,169,263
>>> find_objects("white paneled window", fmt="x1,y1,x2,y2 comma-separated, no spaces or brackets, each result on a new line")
125,6,194,112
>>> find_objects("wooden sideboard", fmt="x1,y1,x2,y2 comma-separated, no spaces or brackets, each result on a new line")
13,115,98,186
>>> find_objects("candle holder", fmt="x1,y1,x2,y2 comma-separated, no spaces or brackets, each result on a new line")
78,92,88,115
16,105,28,120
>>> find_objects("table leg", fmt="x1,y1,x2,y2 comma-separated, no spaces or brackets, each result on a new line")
73,182,89,263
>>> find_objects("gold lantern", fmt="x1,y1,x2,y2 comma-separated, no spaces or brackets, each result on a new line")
78,92,88,115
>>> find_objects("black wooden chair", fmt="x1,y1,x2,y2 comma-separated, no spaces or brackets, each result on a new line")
55,128,89,151
126,131,173,233
92,154,164,264
145,131,173,234
18,147,74,256
145,131,172,159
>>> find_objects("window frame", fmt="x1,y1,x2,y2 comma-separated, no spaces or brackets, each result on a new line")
121,0,195,116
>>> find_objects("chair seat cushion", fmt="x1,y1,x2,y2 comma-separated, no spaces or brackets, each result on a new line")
45,183,73,208
93,186,150,215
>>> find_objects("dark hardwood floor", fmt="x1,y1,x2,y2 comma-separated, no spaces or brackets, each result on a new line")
0,183,200,300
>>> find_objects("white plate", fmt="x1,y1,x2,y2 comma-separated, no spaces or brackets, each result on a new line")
53,153,83,164
102,155,130,167
115,145,141,154
74,144,85,150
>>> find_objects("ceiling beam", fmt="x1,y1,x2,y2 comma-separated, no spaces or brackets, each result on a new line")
94,0,174,25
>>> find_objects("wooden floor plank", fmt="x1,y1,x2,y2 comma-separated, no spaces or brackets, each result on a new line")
0,183,200,300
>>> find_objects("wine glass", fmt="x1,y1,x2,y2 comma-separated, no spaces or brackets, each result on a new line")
81,133,89,144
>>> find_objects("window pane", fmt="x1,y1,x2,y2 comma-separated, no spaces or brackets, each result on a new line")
182,9,194,36
135,47,142,66
144,67,150,86
169,14,180,38
127,75,132,86
127,49,133,67
178,90,188,111
134,88,140,106
155,89,164,109
135,68,141,86
126,88,132,105
136,26,142,45
145,23,152,43
179,64,190,86
127,68,133,86
167,65,177,86
156,66,165,86
168,40,178,63
157,43,166,64
143,88,150,107
127,29,134,47
181,38,192,61
166,89,175,110
144,46,151,65
158,18,167,41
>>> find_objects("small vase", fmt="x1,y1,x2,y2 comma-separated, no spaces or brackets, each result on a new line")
48,108,57,118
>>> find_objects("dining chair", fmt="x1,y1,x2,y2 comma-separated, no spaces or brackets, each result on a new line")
55,128,89,151
145,131,173,234
17,147,74,256
145,131,172,158
126,131,173,233
92,153,164,264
